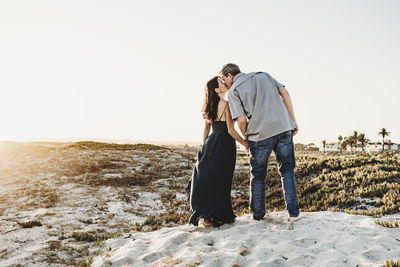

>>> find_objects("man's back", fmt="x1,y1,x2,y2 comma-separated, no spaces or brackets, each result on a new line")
227,72,296,142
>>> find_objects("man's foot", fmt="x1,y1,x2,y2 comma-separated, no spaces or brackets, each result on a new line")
253,215,264,221
287,215,302,222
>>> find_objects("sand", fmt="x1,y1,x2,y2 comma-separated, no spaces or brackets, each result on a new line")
92,211,400,267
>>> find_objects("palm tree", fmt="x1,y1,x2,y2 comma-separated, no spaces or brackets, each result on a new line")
341,137,348,152
378,128,390,151
322,140,326,152
357,133,369,151
338,135,343,153
347,136,357,152
352,131,358,149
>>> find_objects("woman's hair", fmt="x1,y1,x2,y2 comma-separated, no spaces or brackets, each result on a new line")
202,76,220,121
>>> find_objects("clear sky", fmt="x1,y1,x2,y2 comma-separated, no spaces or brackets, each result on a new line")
1,0,399,145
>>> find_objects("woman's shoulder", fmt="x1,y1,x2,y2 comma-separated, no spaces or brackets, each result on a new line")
218,99,228,105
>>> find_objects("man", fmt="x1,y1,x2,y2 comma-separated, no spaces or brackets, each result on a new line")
220,63,300,222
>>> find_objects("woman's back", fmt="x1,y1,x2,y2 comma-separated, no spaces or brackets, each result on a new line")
210,100,229,134
212,100,229,123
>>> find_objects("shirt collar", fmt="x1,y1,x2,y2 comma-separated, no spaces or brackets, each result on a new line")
233,73,244,82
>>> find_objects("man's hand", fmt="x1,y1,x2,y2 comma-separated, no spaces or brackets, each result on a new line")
237,116,247,138
279,87,299,137
292,122,299,136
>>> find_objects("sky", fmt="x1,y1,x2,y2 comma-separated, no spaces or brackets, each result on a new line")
1,0,399,145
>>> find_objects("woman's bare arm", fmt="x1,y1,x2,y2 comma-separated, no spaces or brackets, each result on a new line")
203,120,211,144
225,106,249,148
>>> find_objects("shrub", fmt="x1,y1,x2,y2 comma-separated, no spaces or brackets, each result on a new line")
143,216,163,227
70,232,120,242
385,259,400,267
375,220,400,228
67,141,168,151
18,220,42,228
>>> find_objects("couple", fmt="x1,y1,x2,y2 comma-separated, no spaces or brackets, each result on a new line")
187,63,300,227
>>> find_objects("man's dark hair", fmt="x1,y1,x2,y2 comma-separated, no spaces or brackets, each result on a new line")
221,63,241,77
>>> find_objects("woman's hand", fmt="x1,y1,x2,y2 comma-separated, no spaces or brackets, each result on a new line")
243,140,249,154
243,140,249,149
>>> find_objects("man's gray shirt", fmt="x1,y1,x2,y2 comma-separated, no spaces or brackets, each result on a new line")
227,72,296,142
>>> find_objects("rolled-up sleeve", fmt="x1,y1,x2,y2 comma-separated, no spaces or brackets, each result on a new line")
272,76,285,90
227,89,246,120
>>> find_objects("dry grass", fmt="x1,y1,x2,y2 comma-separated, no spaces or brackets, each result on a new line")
238,246,250,256
18,220,42,228
385,259,400,267
70,231,121,242
67,141,169,151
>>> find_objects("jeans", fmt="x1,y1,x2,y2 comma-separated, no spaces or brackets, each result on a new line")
248,130,300,218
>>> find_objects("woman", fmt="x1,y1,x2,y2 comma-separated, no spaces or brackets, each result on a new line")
188,76,248,227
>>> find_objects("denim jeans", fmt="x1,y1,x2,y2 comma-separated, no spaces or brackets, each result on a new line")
248,130,300,218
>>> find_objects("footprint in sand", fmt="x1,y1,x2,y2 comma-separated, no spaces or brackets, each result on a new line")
288,237,318,248
262,256,288,267
362,249,386,261
286,254,316,266
196,235,216,247
141,250,168,263
166,232,191,246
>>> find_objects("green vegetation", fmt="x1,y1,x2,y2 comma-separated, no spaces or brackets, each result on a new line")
70,231,121,242
75,256,93,267
43,239,94,266
375,219,400,228
143,216,163,228
385,259,400,267
67,141,169,151
18,220,42,228
232,153,400,217
331,127,395,152
21,186,60,209
379,128,390,152
141,203,190,231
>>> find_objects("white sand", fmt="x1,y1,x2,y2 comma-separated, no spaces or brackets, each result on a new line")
92,211,400,267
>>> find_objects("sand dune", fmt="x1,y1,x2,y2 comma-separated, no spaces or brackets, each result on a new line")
92,211,400,267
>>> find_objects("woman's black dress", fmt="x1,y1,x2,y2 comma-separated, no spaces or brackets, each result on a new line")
187,120,236,227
